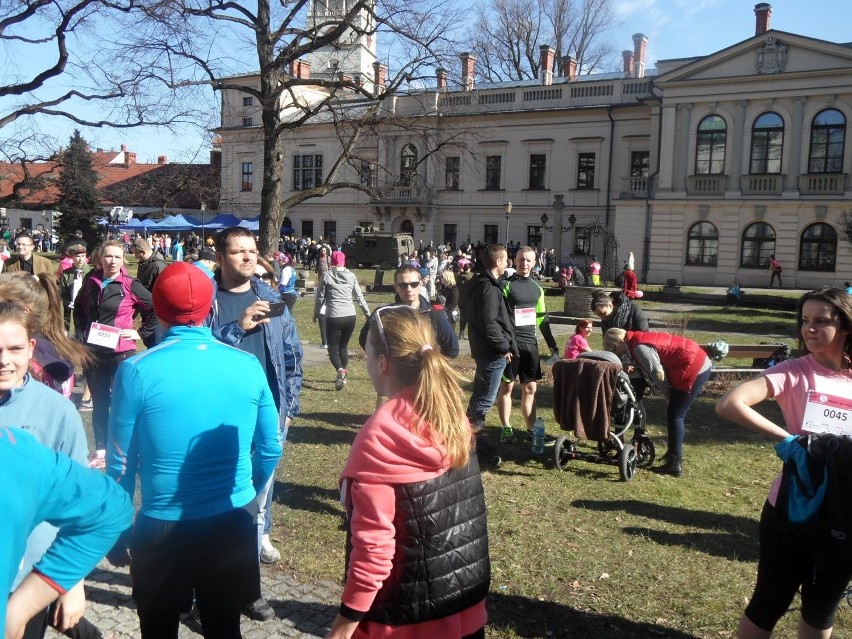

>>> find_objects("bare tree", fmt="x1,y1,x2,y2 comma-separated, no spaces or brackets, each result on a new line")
119,0,465,253
467,0,617,82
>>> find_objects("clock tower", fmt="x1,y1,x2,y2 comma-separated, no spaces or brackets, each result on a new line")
302,0,377,88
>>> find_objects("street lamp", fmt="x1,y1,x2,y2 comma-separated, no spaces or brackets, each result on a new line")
540,212,577,233
504,201,512,246
199,201,207,243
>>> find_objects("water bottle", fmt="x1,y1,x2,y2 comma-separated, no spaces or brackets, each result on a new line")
531,416,545,455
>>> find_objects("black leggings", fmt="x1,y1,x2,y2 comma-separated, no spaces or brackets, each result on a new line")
85,350,135,450
23,610,103,639
744,501,852,632
325,315,356,371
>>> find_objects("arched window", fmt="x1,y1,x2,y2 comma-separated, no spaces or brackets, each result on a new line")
750,112,784,174
695,115,727,175
399,219,414,235
740,222,776,268
686,222,718,266
799,223,837,271
400,144,418,186
808,109,846,173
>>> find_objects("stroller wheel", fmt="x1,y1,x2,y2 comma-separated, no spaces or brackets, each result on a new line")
553,435,574,470
619,444,638,481
634,435,656,468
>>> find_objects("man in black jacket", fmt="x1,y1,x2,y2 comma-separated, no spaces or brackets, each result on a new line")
465,244,518,431
132,237,167,347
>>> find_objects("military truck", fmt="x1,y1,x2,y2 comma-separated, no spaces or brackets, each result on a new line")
341,230,415,269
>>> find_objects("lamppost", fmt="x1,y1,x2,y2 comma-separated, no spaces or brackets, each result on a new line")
199,201,207,243
504,201,512,246
539,212,577,233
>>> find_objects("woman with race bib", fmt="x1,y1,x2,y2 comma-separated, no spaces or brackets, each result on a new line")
74,240,157,468
716,287,852,639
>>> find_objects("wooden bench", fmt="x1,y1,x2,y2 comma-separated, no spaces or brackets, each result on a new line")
700,343,790,379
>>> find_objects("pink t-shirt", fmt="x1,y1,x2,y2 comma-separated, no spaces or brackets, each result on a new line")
763,355,852,504
563,334,590,360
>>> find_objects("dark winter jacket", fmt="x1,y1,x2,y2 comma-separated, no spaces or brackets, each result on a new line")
599,292,649,334
135,251,167,293
466,269,517,361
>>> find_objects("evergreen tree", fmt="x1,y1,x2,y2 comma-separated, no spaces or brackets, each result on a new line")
55,130,102,249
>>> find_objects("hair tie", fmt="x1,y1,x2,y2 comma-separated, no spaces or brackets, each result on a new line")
419,344,433,354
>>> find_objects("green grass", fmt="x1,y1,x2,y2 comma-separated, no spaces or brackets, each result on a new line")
82,265,848,638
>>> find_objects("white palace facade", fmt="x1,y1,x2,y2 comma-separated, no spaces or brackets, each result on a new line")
216,3,852,288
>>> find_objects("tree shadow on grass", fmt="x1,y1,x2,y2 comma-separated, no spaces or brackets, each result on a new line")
572,498,759,562
273,480,342,517
290,416,371,445
487,591,702,638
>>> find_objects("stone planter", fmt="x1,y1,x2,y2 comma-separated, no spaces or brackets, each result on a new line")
563,286,619,317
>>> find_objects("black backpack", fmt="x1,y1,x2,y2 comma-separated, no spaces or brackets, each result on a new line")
752,344,791,369
774,433,852,567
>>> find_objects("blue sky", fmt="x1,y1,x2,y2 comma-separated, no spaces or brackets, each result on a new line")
27,0,852,166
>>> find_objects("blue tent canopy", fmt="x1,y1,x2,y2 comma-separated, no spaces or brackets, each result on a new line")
149,214,199,232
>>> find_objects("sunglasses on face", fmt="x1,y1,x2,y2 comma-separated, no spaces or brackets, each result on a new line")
395,280,421,289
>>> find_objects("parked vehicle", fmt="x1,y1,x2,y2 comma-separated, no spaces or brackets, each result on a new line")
341,230,414,269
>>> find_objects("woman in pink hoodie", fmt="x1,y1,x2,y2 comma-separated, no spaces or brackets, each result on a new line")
328,305,490,639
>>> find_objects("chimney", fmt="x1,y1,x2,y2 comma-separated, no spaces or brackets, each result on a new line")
622,50,634,78
459,52,476,91
561,55,577,81
373,62,387,96
354,74,364,90
210,149,221,176
632,33,648,79
121,143,127,152
290,59,311,79
436,67,448,90
539,45,555,85
754,3,772,35
126,152,136,165
338,72,353,90
157,155,168,165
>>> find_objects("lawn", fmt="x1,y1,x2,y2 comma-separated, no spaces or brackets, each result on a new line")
77,262,843,638
270,272,841,638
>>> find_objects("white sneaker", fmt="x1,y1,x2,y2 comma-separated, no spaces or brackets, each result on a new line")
260,534,280,563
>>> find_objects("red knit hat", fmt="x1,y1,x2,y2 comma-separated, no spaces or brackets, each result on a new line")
331,250,346,266
152,262,214,326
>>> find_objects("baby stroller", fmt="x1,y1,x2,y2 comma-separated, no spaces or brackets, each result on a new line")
551,351,655,481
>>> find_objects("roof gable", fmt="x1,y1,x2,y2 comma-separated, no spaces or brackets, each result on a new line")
655,30,852,86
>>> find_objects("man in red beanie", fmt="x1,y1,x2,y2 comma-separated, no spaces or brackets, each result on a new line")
106,262,282,639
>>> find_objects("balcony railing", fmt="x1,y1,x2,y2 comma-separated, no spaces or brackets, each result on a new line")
688,174,727,195
372,184,428,204
799,173,847,195
741,174,784,195
620,176,652,198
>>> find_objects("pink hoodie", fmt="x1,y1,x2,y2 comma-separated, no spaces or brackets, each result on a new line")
339,392,487,639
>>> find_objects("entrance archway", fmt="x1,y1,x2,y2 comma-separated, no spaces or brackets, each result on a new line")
400,219,414,235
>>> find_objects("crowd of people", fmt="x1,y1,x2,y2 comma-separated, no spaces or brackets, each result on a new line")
4,226,852,639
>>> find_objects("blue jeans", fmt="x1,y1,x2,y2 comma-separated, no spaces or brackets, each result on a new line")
666,366,712,458
467,356,508,426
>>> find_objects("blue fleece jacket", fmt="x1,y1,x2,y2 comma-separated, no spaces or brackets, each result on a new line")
1,427,132,637
107,326,282,520
2,375,89,589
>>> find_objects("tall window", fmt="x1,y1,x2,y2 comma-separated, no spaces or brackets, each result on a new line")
400,144,418,186
444,224,457,247
740,222,776,268
485,156,502,190
483,224,498,245
686,221,719,266
445,156,460,190
574,227,591,256
241,162,254,191
242,117,253,127
301,220,314,238
293,154,323,190
695,115,727,175
527,226,542,249
808,109,846,173
529,154,546,189
631,151,650,177
799,223,837,271
323,221,337,243
577,153,596,189
750,112,784,174
359,160,376,188
243,96,253,106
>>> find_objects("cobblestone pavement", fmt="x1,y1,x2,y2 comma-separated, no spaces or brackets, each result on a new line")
47,562,341,639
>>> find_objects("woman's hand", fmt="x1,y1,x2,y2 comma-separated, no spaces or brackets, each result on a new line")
52,582,86,631
325,614,359,639
119,328,140,341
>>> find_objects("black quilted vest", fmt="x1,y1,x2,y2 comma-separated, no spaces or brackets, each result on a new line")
344,452,490,625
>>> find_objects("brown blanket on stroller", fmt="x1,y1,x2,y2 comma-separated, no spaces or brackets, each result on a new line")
552,358,620,441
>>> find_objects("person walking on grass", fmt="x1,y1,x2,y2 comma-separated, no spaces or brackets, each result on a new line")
768,254,783,288
314,250,370,391
716,287,852,639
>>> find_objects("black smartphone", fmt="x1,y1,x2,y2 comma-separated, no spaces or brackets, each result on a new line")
256,301,287,320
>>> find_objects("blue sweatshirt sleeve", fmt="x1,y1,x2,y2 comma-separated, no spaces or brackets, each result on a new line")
107,361,143,498
252,382,283,493
280,309,303,419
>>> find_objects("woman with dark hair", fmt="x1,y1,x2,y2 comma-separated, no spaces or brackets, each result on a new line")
327,305,489,639
604,327,711,477
74,240,156,468
717,287,852,639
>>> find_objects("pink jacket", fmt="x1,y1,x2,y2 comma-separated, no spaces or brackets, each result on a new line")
340,391,487,638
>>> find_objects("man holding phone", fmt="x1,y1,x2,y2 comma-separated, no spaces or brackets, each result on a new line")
207,226,303,622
